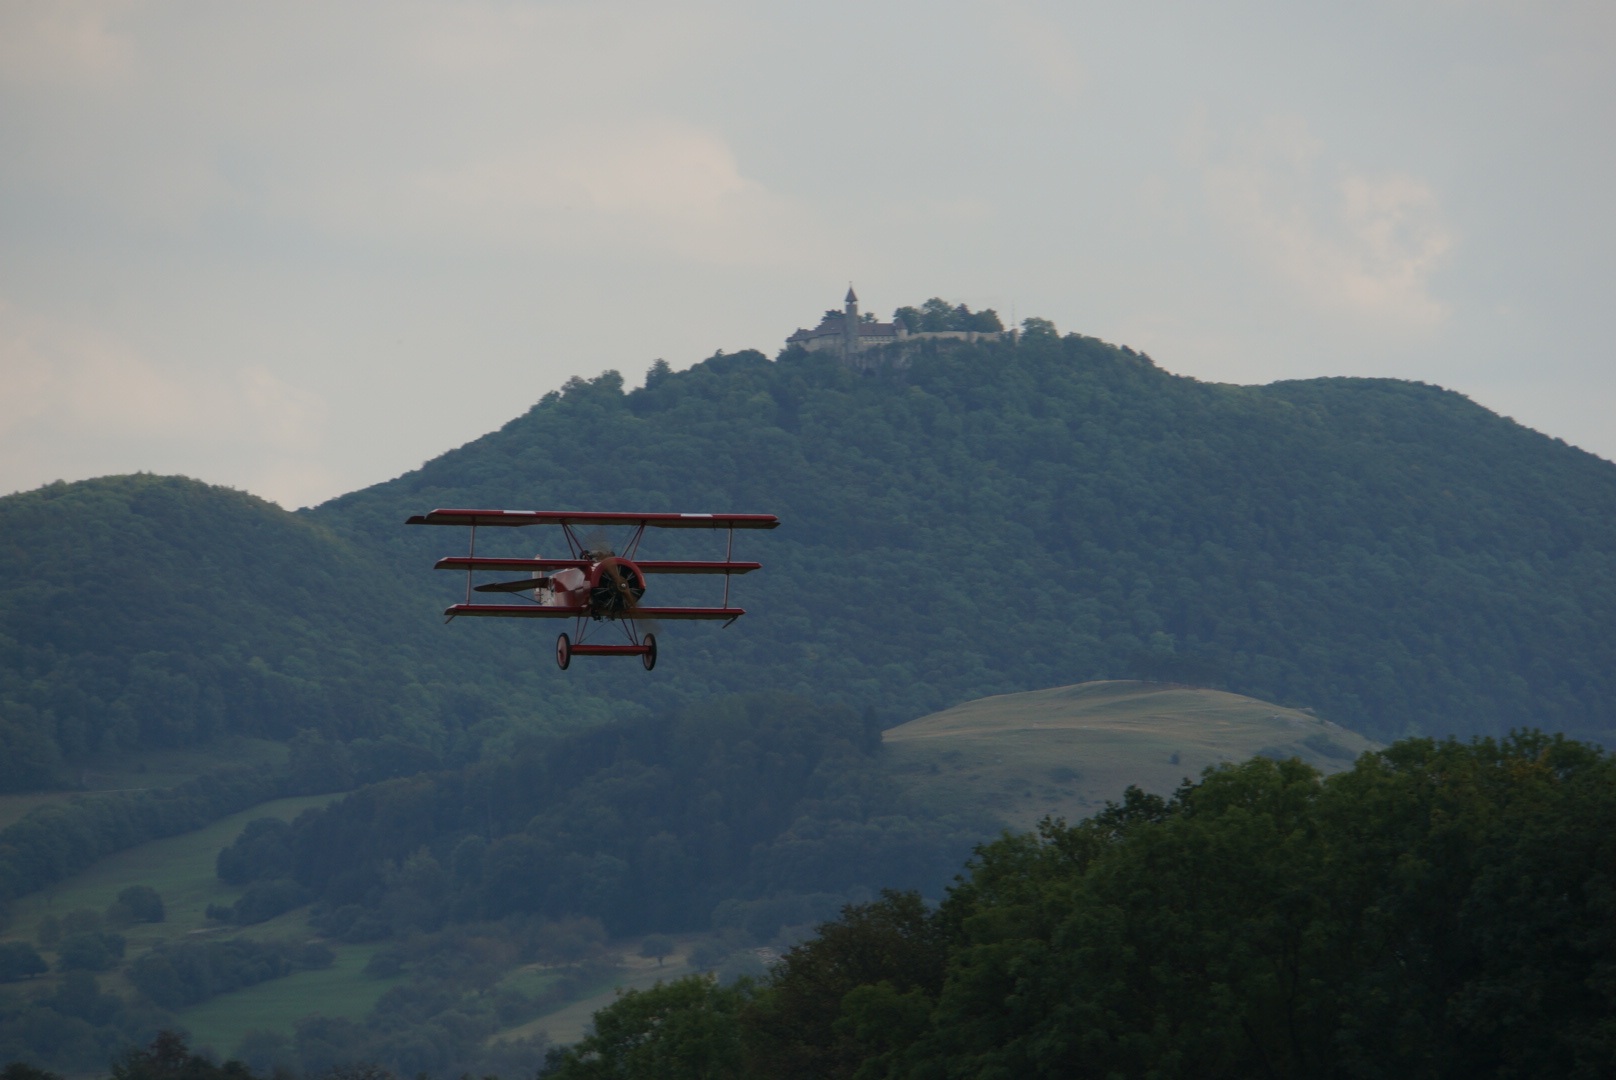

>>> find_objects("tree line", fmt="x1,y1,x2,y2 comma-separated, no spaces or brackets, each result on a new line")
10,731,1610,1079
222,694,984,941
545,731,1616,1079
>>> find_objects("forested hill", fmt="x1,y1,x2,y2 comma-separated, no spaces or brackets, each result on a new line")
0,474,613,791
310,333,1616,745
3,332,1613,785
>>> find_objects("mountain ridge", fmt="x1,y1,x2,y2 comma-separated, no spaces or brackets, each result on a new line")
308,337,1616,741
4,331,1615,790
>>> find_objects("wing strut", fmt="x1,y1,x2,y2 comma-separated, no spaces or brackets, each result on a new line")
723,525,733,609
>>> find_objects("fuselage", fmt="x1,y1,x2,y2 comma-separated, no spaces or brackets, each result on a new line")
540,556,646,618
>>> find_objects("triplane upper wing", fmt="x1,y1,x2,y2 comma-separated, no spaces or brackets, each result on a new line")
407,509,780,529
408,507,777,670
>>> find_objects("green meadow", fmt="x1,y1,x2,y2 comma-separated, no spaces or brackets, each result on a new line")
883,680,1379,831
3,791,340,951
175,944,400,1054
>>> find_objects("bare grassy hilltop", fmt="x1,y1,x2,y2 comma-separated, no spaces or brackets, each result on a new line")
883,680,1378,831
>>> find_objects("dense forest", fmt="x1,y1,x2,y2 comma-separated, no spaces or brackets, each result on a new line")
319,329,1616,744
11,731,1613,1079
4,311,1616,1076
218,693,981,941
542,732,1616,1080
0,693,985,1075
4,325,1614,791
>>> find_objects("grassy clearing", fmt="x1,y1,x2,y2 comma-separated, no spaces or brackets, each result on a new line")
1,791,340,951
883,680,1379,832
496,966,565,1000
174,944,401,1054
495,938,702,1046
1,789,343,1008
0,737,289,829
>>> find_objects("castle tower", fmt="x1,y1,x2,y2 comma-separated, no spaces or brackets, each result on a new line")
842,285,859,357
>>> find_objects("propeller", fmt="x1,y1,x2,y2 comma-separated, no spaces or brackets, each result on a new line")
594,557,660,634
579,528,614,560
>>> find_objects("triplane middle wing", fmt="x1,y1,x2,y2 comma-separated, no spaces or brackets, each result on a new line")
408,508,779,670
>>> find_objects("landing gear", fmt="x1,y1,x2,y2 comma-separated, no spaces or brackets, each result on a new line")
641,633,657,671
555,633,572,670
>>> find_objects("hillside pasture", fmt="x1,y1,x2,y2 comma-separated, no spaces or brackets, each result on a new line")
883,680,1378,831
175,943,400,1054
1,791,338,951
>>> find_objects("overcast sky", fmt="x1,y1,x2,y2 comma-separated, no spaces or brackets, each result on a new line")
3,1,1612,508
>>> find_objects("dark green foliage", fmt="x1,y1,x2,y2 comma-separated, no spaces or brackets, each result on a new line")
745,891,945,1080
215,817,294,885
264,921,569,1078
2,1062,64,1080
126,937,325,1009
227,1030,294,1077
281,693,980,939
892,298,1003,333
542,975,750,1080
0,475,440,791
1019,314,1058,339
316,337,1616,745
110,1031,252,1080
4,333,1616,801
907,736,1616,1078
55,932,124,972
0,765,286,904
224,878,309,926
0,943,46,982
552,733,1616,1079
0,971,164,1074
106,885,165,927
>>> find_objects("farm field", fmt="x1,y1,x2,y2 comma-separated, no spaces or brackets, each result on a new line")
883,680,1379,831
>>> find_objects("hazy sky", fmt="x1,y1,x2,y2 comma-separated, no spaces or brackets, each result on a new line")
3,1,1613,508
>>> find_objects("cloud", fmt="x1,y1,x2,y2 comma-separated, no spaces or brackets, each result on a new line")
0,299,329,505
0,3,829,268
287,119,834,266
0,0,131,86
1194,115,1455,328
991,0,1087,99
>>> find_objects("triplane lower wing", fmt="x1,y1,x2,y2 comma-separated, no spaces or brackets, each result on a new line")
407,509,779,670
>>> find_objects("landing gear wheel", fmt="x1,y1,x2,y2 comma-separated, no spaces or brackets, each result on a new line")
641,633,657,671
555,633,572,670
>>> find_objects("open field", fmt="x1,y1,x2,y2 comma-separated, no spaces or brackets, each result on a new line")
175,944,400,1054
0,784,708,1059
495,939,701,1046
0,737,289,830
884,680,1379,831
1,791,341,952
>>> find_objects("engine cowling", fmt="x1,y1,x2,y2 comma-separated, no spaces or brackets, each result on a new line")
589,557,646,617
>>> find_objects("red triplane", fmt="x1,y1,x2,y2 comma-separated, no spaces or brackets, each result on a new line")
407,509,779,670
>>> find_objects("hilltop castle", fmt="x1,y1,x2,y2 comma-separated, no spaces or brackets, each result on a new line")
786,287,1006,361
